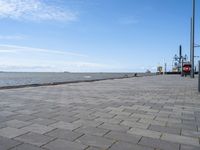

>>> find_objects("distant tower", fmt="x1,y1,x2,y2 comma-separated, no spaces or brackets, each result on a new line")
179,45,182,65
173,45,188,73
164,63,167,73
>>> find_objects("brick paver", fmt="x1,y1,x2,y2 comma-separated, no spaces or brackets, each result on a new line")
0,75,199,149
45,128,83,141
14,132,54,147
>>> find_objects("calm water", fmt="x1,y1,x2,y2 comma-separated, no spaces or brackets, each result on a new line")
0,72,142,88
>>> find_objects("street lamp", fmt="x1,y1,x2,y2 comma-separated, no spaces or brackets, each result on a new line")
190,0,195,78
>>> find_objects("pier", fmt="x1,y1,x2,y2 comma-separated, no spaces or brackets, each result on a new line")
0,75,199,150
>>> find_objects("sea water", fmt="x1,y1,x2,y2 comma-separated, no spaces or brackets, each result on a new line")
0,72,139,87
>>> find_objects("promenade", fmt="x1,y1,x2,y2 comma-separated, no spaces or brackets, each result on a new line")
0,75,199,150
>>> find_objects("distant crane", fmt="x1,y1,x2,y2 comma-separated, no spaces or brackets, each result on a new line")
173,45,188,72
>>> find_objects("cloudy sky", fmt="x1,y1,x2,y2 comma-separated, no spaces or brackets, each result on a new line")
0,0,199,72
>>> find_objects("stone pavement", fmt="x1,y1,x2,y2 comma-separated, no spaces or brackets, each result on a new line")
0,75,199,150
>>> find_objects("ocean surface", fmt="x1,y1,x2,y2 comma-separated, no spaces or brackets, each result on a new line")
0,72,143,88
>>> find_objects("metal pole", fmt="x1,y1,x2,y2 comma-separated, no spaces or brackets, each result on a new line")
181,57,184,77
190,17,193,72
179,45,182,65
198,61,200,92
179,45,182,73
191,0,195,78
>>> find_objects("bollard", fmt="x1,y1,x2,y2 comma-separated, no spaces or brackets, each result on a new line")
198,61,200,92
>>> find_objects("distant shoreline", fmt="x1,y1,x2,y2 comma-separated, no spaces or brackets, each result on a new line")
0,76,133,90
0,72,156,90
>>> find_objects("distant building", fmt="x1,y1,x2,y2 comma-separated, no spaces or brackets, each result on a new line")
157,66,163,74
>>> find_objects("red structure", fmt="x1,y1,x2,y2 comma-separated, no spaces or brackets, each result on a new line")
183,63,191,76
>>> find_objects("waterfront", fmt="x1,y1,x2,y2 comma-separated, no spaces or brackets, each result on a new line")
0,72,140,88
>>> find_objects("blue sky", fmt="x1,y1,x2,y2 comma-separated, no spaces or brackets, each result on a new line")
0,0,199,72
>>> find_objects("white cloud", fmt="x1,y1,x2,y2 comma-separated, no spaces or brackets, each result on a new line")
61,62,107,68
0,44,88,57
0,50,17,53
0,62,109,72
0,0,77,21
0,44,114,72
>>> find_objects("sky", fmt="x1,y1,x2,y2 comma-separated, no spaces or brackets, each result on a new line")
0,0,200,72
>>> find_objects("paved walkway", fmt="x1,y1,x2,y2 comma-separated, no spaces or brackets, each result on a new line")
0,75,200,150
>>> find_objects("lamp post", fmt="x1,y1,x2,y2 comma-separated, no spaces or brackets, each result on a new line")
191,0,195,78
190,17,193,75
198,61,200,92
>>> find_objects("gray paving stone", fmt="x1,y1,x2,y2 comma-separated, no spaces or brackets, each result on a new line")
74,114,98,120
109,109,131,116
105,130,141,144
5,119,32,128
0,136,21,150
30,118,57,126
94,112,116,119
43,139,87,150
54,111,78,117
161,133,199,147
53,115,79,123
0,75,199,149
139,137,180,150
76,134,115,149
121,120,149,129
15,132,54,146
167,122,197,131
73,119,103,127
95,117,122,125
139,118,166,126
0,123,7,129
114,114,140,121
149,124,181,134
123,108,146,114
98,123,129,132
0,111,17,117
10,143,45,150
16,109,38,115
0,127,28,138
49,121,81,130
75,126,109,136
9,114,37,121
21,123,55,134
32,112,58,119
181,129,200,138
128,127,162,139
45,128,83,141
86,146,102,150
180,144,200,150
109,141,154,150
131,113,155,120
156,117,182,124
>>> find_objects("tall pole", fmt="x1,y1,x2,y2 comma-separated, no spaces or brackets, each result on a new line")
179,45,182,63
190,17,193,72
198,61,200,92
181,57,184,77
179,45,182,72
191,0,195,78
